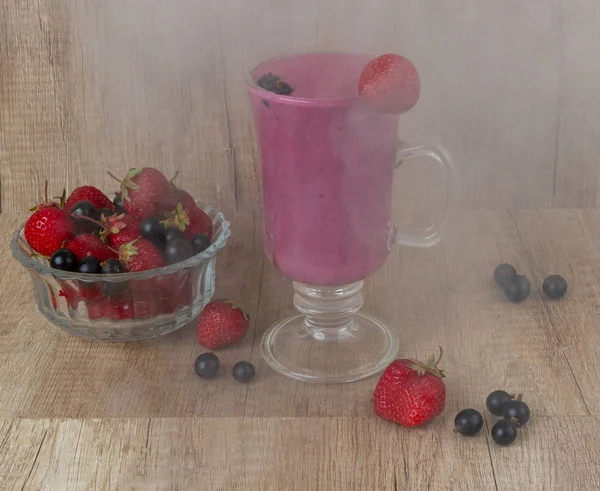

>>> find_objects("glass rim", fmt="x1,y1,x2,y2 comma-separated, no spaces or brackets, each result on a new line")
246,51,374,106
11,202,231,282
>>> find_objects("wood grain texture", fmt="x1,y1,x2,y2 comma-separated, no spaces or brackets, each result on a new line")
0,416,599,490
554,0,600,207
2,0,600,212
0,210,597,421
4,0,600,487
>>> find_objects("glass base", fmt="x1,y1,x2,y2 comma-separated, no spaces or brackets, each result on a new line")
260,282,399,383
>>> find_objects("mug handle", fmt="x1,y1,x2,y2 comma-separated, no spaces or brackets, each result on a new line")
391,140,458,248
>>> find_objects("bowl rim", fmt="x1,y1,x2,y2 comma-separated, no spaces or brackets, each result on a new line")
11,202,231,281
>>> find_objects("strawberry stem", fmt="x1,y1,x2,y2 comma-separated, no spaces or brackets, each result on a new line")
107,171,122,184
409,346,445,379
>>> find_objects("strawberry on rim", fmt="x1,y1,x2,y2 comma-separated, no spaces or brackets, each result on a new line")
358,53,421,114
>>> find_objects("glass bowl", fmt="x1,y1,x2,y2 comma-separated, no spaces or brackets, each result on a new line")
11,203,230,341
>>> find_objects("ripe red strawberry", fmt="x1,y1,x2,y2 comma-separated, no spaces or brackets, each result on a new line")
86,296,133,321
109,168,171,219
119,238,166,272
358,54,420,114
373,348,446,427
64,234,117,262
196,301,249,349
130,288,160,319
157,191,178,214
65,185,113,213
186,208,213,240
105,297,134,320
78,282,104,302
163,204,213,241
100,214,141,249
29,181,65,212
173,188,197,211
59,281,84,309
24,207,75,257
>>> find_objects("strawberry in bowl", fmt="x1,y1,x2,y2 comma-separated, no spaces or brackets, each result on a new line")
11,168,231,341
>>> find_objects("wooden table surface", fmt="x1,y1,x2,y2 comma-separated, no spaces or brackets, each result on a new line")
1,209,599,489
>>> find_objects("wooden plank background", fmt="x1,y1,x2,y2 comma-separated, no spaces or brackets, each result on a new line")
2,0,600,214
3,0,600,489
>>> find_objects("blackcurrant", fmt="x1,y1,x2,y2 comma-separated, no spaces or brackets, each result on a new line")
491,420,518,446
257,72,293,95
96,208,114,221
50,248,78,271
494,263,517,288
192,233,211,255
78,256,101,274
454,409,484,436
100,258,128,296
113,194,126,214
504,275,530,303
71,200,98,232
165,238,194,264
194,352,220,379
140,216,166,242
165,227,183,242
486,390,513,416
503,400,530,427
542,275,567,300
232,361,256,384
71,200,96,221
100,258,123,275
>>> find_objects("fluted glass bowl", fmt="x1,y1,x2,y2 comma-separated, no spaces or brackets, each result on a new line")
10,203,230,341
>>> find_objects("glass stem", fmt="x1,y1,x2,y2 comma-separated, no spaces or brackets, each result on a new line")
293,282,364,340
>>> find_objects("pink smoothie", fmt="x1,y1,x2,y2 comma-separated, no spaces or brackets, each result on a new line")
248,53,399,286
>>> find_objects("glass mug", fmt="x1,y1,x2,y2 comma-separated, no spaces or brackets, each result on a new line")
247,52,457,383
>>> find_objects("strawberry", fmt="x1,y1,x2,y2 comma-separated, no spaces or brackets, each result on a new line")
29,181,65,212
196,301,249,349
105,297,134,320
109,168,171,219
173,188,197,211
86,296,133,321
373,348,446,427
65,185,113,213
163,203,213,241
24,207,75,257
157,191,178,214
58,281,84,309
130,287,160,319
119,238,166,272
358,54,420,114
100,214,141,249
63,234,117,262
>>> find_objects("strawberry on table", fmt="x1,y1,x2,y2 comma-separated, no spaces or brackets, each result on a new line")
196,301,250,349
109,168,172,220
65,185,113,213
24,207,75,257
358,54,420,114
373,348,446,427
